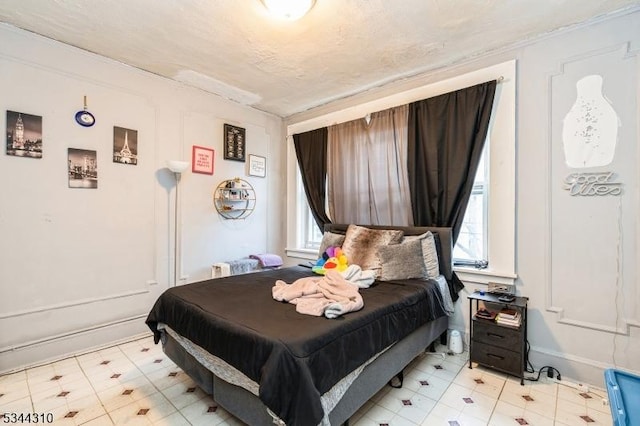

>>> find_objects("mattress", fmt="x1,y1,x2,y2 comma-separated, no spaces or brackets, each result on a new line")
158,323,389,425
146,266,447,426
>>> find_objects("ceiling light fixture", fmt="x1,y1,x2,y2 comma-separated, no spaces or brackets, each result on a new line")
262,0,316,20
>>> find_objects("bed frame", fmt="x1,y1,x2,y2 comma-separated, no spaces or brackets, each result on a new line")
160,224,454,425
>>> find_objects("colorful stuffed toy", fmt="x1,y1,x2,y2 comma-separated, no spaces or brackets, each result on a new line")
312,246,348,275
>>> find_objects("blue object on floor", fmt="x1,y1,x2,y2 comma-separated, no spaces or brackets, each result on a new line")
605,368,640,426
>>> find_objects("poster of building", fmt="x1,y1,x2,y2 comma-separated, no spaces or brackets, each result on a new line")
6,110,43,159
68,148,98,189
113,126,138,165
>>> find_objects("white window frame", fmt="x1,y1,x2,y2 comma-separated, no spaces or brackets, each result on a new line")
285,60,516,285
297,170,323,251
285,151,322,259
453,146,489,265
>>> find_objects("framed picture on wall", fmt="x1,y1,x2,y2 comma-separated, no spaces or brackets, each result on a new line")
192,145,215,174
68,148,98,188
6,110,43,159
248,154,266,178
113,126,138,165
223,123,245,162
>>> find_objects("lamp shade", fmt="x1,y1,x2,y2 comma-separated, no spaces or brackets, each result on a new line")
167,160,189,173
262,0,315,20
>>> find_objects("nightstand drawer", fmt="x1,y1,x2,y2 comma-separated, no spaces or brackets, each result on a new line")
473,320,521,350
471,341,521,376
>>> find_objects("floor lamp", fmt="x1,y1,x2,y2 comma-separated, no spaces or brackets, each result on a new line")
167,160,189,287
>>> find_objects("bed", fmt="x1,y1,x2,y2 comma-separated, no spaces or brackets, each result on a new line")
146,224,455,426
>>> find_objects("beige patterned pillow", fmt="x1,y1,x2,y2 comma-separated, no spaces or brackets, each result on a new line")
341,224,404,272
403,231,440,278
377,239,427,280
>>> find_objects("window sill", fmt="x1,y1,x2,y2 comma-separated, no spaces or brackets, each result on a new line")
454,266,517,286
285,247,318,261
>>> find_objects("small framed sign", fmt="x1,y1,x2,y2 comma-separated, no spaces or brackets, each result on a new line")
223,123,246,162
248,154,266,178
192,145,215,175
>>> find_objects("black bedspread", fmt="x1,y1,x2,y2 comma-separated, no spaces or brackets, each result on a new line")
146,266,447,426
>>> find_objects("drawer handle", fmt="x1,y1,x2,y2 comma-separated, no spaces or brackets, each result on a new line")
488,332,505,339
487,353,505,360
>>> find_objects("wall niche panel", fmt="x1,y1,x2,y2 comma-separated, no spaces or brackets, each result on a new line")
547,43,639,334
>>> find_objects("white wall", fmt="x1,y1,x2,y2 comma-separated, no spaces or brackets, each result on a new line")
452,11,640,386
0,24,285,373
515,10,639,385
285,9,640,387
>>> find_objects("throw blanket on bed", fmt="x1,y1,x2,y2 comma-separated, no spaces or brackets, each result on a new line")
272,270,364,318
339,264,376,288
434,275,455,315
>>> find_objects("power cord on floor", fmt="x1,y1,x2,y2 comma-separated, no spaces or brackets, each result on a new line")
525,340,535,374
526,365,561,382
523,357,608,399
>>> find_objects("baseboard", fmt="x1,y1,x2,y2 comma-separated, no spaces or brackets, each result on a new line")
526,345,617,389
0,316,151,375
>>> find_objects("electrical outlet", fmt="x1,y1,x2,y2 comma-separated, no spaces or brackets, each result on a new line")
602,398,609,407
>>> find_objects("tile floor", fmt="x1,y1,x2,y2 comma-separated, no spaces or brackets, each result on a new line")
0,335,613,425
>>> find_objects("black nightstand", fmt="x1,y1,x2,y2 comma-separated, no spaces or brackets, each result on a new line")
468,291,528,385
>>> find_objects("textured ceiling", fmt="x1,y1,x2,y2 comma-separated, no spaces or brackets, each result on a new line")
1,0,639,117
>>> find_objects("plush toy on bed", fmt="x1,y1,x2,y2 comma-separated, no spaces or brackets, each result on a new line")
312,246,348,275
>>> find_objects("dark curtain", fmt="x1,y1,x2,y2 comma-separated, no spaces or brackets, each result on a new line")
293,128,331,231
407,80,497,301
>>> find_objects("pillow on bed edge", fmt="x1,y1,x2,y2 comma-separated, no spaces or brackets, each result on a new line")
341,224,404,272
318,231,346,257
403,231,440,278
377,239,426,280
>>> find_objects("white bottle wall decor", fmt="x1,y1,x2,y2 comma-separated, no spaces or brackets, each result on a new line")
562,75,619,168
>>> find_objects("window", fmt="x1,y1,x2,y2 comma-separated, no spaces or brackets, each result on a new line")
304,210,323,250
453,148,488,266
299,148,489,266
286,61,516,285
297,171,323,250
